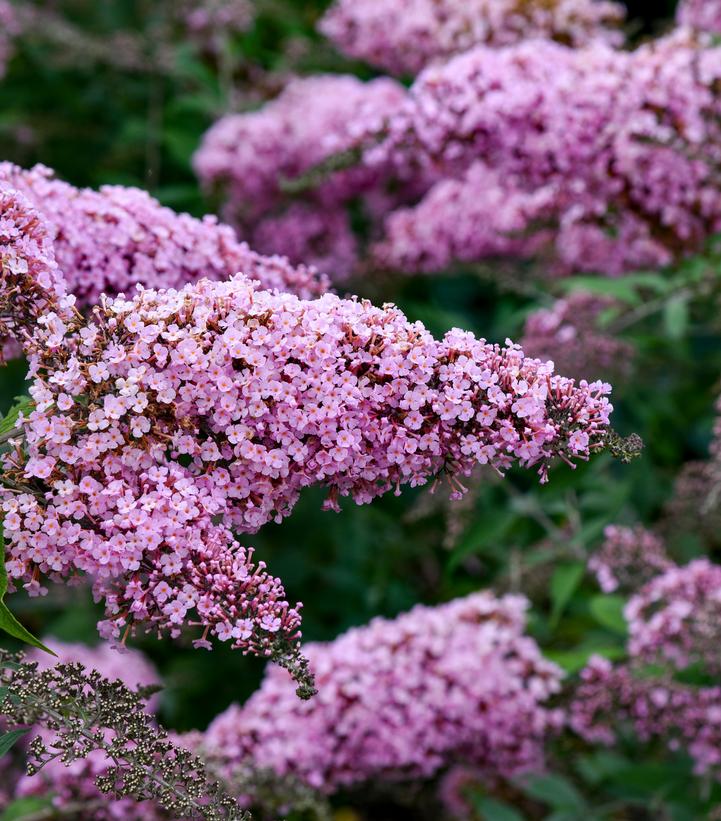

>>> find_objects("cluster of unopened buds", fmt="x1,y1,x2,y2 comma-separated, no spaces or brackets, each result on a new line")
6,638,165,818
0,646,246,820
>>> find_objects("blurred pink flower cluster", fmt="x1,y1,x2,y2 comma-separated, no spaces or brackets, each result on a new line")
0,0,20,78
588,525,673,594
0,163,328,307
574,557,721,778
677,0,721,33
571,655,721,777
626,558,721,674
369,33,721,276
194,75,406,220
319,0,625,75
250,204,359,283
521,293,633,383
202,592,564,794
194,74,414,278
197,23,721,280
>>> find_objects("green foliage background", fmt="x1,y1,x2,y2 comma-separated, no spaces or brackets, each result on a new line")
2,1,721,818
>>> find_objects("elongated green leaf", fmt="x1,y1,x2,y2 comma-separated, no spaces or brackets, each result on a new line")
545,645,625,674
0,524,55,655
589,595,628,636
0,796,54,820
0,397,33,439
448,509,514,572
663,295,689,340
550,562,584,627
517,774,587,811
560,277,642,305
471,796,525,821
0,728,29,757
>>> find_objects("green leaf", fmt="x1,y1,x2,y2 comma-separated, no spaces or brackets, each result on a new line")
545,645,625,674
663,295,689,340
0,397,33,439
517,774,587,811
0,603,55,654
448,509,514,572
560,277,642,305
0,797,55,820
0,523,55,655
0,728,29,757
471,796,525,821
589,595,628,636
549,562,584,627
575,750,630,786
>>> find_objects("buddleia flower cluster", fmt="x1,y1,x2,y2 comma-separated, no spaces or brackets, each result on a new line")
193,74,422,277
0,649,247,820
194,75,406,227
319,0,625,75
588,525,673,594
571,655,721,778
521,293,633,383
0,186,76,357
367,31,721,277
199,18,721,281
676,0,721,34
626,559,721,674
573,558,721,778
0,185,616,684
201,593,564,798
0,163,328,309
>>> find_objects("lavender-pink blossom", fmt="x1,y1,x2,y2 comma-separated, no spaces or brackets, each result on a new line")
368,33,721,276
588,525,673,594
677,0,721,34
0,163,329,306
1,196,613,669
319,0,625,75
250,205,359,282
193,75,406,225
626,559,721,673
521,293,634,383
203,592,564,793
571,655,721,778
